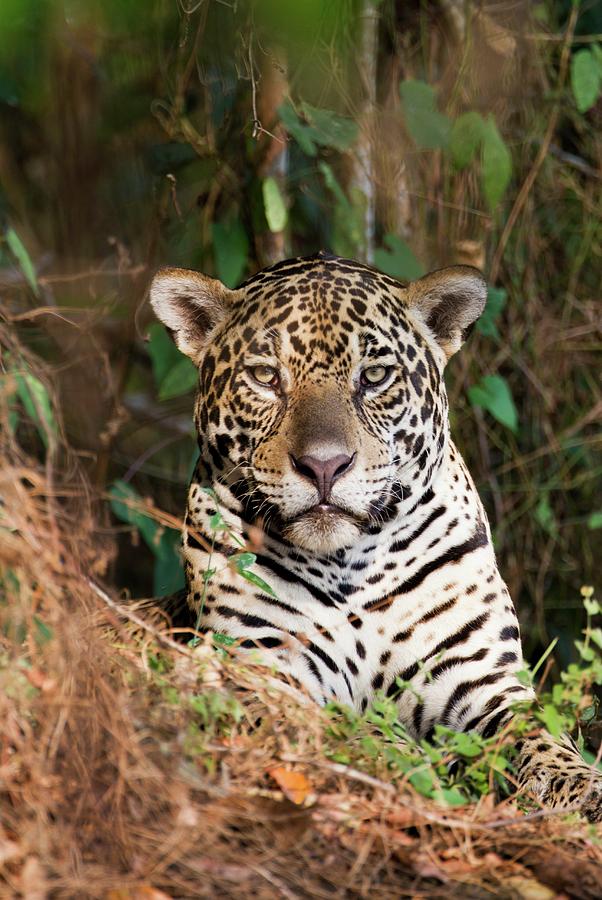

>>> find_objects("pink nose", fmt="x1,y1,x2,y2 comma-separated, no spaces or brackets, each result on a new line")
290,453,355,501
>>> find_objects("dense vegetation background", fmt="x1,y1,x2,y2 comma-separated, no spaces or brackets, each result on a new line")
1,0,600,664
1,1,602,896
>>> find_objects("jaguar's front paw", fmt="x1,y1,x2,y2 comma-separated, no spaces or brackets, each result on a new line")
517,738,602,822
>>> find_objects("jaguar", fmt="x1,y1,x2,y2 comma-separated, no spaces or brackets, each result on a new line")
150,250,601,820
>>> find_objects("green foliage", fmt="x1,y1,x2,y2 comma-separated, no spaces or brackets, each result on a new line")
13,369,56,448
212,218,249,288
450,111,485,169
399,79,451,149
4,226,39,296
318,589,602,809
588,512,602,530
571,46,602,112
2,359,56,450
476,287,507,339
147,324,198,400
233,552,278,597
373,234,424,281
262,177,287,233
278,101,357,156
534,496,558,537
481,117,512,210
109,480,184,595
398,85,511,208
468,374,518,434
318,161,364,256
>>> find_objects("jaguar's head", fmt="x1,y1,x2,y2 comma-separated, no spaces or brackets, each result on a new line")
150,253,486,554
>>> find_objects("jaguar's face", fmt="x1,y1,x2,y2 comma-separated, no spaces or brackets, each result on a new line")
150,254,486,554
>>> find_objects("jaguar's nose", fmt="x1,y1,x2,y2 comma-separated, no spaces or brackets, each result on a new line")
290,452,355,502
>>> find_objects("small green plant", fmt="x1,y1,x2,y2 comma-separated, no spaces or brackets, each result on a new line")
1,356,57,451
188,487,278,648
320,586,602,808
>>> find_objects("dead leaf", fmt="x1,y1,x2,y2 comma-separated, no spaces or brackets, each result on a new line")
25,668,56,691
505,876,556,900
478,12,517,57
268,766,313,805
106,888,172,900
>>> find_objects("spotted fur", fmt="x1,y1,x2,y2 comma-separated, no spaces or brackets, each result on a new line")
151,251,601,821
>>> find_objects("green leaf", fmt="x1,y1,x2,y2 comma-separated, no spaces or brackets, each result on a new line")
318,162,364,257
468,374,518,433
33,615,53,647
481,117,512,209
537,704,563,738
147,323,180,387
262,177,287,233
299,102,358,151
571,49,602,113
148,323,198,399
158,356,198,400
452,731,483,758
588,627,602,650
209,511,226,531
587,511,602,530
239,568,278,597
318,161,349,208
154,528,184,595
450,111,485,169
5,227,39,296
212,217,249,288
278,102,357,155
409,768,435,797
583,597,601,616
13,370,56,448
575,639,595,662
476,286,507,339
373,234,424,281
400,80,451,150
534,496,558,537
213,632,237,647
109,480,159,550
439,786,467,807
233,552,257,571
278,101,318,155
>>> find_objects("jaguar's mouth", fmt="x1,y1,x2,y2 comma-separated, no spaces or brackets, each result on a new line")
311,502,346,515
282,502,364,553
296,501,360,522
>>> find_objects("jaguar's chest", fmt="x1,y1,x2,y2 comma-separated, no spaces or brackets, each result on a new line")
187,462,505,711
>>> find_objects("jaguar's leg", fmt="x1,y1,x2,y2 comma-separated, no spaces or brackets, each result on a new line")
514,733,602,822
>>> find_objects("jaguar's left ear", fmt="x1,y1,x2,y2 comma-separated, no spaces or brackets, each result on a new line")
149,267,235,365
406,266,487,360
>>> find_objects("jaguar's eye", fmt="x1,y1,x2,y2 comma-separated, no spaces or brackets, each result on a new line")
360,365,390,387
250,365,280,388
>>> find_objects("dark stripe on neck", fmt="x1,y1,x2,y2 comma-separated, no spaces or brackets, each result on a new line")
389,505,445,553
254,552,338,608
363,520,487,612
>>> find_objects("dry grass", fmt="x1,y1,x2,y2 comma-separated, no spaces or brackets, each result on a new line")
1,342,601,900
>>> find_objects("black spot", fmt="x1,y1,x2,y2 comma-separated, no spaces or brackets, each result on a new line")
372,672,384,690
346,657,359,676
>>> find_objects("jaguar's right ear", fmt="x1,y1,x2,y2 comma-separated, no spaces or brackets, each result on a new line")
149,267,235,364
